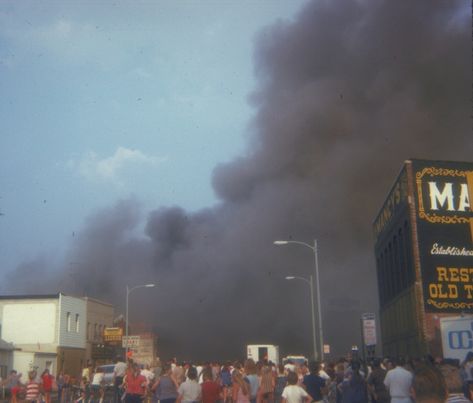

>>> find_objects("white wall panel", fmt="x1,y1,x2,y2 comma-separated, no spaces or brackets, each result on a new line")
3,304,56,344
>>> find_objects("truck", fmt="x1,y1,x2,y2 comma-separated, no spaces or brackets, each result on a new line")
282,355,308,366
247,344,279,364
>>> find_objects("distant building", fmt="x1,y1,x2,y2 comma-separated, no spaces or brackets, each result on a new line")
83,297,114,365
0,293,116,377
373,159,473,358
0,294,86,377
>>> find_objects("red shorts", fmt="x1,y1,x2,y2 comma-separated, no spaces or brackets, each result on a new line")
11,386,21,396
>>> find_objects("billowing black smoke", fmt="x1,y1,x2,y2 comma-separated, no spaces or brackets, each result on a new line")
4,0,471,361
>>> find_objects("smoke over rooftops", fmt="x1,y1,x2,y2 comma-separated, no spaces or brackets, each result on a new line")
4,0,471,360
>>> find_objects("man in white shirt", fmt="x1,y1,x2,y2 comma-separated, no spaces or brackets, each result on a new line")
384,358,413,403
113,357,127,403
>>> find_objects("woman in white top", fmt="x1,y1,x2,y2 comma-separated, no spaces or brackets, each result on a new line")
177,366,201,403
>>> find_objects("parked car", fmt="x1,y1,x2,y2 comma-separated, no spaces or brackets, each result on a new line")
96,364,115,387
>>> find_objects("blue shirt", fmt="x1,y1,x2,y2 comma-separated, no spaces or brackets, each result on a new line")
303,374,325,401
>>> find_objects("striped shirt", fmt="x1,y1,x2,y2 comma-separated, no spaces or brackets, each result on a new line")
26,381,40,401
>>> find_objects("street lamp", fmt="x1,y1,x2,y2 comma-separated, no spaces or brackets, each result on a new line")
125,283,156,358
274,240,324,361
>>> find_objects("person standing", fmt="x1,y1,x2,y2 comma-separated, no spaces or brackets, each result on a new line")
25,371,40,403
91,367,105,403
461,352,473,400
177,366,201,403
410,365,447,403
6,370,22,403
282,371,310,403
232,370,251,403
339,361,368,403
124,363,147,403
303,361,326,403
259,364,275,403
367,359,389,403
114,356,128,403
244,360,260,403
40,368,54,403
275,365,288,403
201,368,222,403
384,358,413,403
56,371,64,403
440,363,471,403
152,363,179,403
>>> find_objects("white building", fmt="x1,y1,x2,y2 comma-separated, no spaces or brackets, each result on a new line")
0,294,86,377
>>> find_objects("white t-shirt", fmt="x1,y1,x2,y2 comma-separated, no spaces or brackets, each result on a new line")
282,385,308,403
384,366,413,398
141,369,155,384
114,361,127,377
92,372,104,386
178,379,201,403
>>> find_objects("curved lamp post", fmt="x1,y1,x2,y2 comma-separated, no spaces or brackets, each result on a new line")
274,240,324,361
125,283,156,357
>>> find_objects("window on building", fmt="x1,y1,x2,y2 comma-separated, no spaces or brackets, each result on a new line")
67,312,71,332
75,314,80,333
87,322,90,341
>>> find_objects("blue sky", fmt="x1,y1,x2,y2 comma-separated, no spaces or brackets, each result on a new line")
0,0,308,273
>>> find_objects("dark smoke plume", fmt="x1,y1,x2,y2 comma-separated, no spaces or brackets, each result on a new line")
4,0,471,360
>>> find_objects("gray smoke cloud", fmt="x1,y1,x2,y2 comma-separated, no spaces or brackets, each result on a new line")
4,0,471,361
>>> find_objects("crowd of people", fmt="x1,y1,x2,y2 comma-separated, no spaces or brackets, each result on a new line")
2,351,473,403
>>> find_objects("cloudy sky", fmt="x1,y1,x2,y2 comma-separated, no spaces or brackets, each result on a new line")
0,0,306,272
0,0,470,360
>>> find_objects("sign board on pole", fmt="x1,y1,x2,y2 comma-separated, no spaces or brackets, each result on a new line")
362,313,377,346
323,344,330,354
122,336,140,348
104,327,123,343
440,316,473,361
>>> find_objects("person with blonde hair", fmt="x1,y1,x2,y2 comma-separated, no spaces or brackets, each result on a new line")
233,370,251,403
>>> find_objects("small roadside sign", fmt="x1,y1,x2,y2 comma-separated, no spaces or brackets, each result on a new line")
122,335,140,348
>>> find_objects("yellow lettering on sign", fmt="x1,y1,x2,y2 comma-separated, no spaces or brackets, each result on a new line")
464,285,473,299
429,283,459,299
436,266,473,282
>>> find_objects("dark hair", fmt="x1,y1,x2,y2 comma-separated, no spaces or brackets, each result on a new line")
308,361,320,374
287,371,298,385
202,368,213,380
187,366,198,380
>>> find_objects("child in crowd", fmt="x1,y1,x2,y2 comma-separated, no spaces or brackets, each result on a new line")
25,371,40,403
282,371,310,403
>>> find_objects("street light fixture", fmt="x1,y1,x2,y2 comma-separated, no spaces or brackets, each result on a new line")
125,283,156,358
274,239,324,361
